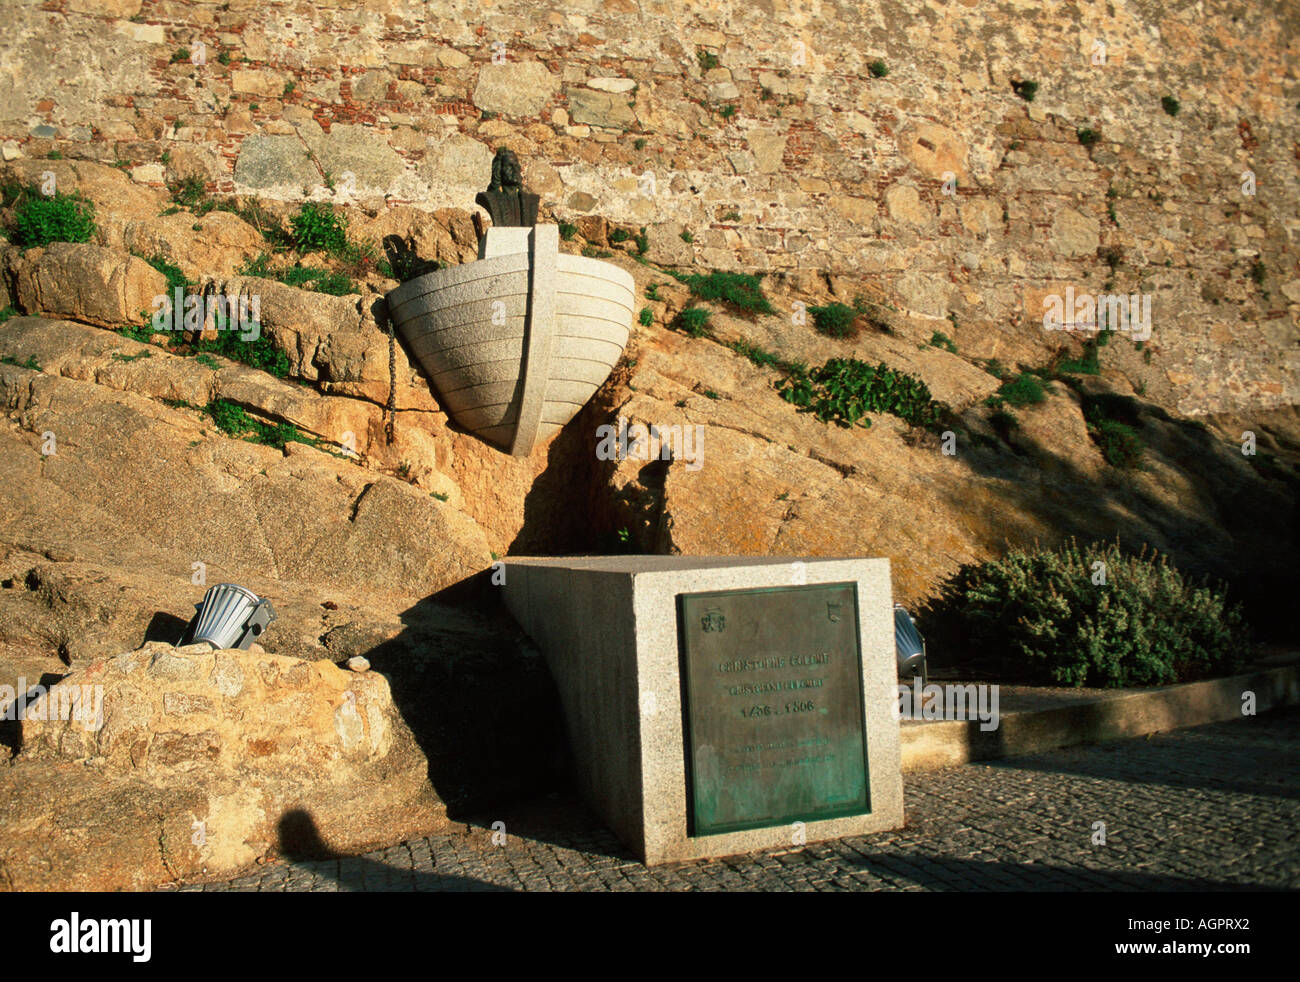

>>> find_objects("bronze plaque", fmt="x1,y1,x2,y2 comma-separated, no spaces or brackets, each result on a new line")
677,582,870,836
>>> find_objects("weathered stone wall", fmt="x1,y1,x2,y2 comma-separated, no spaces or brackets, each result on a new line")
1,0,1297,415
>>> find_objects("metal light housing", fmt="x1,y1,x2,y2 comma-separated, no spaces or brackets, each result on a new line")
182,583,276,650
893,603,927,682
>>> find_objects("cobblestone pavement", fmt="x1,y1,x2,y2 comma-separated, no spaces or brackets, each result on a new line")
178,708,1300,892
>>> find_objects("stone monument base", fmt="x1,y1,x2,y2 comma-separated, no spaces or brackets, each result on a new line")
502,556,904,865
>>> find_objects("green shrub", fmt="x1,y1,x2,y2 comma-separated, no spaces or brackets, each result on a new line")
1058,339,1101,375
987,371,1046,408
672,306,712,338
1076,127,1101,147
928,330,958,353
558,222,577,241
236,255,356,296
1,354,41,371
10,188,97,247
673,270,773,315
1088,414,1143,468
0,306,17,323
809,303,858,339
729,339,804,376
697,48,719,72
1161,95,1181,116
205,398,313,449
935,540,1250,687
638,307,653,327
779,358,948,430
869,60,889,78
610,228,631,244
1011,79,1038,102
141,254,189,292
290,202,349,255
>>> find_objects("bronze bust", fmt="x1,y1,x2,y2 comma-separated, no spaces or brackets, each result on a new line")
475,147,540,228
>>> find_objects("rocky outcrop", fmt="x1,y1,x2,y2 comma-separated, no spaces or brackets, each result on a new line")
6,243,166,327
1,642,444,889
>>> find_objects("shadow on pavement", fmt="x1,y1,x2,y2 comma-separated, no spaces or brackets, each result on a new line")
275,809,513,893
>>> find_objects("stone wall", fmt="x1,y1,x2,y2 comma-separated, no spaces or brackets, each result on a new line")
2,0,1297,415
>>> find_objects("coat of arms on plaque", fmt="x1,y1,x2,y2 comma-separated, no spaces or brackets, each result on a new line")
827,601,842,622
701,607,726,632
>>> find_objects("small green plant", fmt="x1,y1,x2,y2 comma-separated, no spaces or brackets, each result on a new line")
672,307,712,338
634,227,649,255
1011,79,1038,102
46,150,63,160
141,254,189,292
697,48,720,72
0,355,41,371
984,357,1006,380
581,246,613,258
934,539,1248,687
1088,413,1143,468
986,371,1046,409
610,228,631,243
869,59,889,78
680,229,694,243
558,222,577,241
928,330,958,354
282,80,296,97
8,186,97,247
719,103,736,119
206,398,314,449
1161,95,1181,116
1249,259,1267,286
195,354,221,370
702,390,720,400
0,307,17,324
779,358,948,431
634,138,647,150
645,283,660,301
638,307,653,327
673,269,773,315
290,202,349,255
217,49,232,66
170,48,190,64
110,350,153,363
1058,338,1101,375
1077,127,1101,147
808,302,859,339
431,491,449,502
723,210,741,222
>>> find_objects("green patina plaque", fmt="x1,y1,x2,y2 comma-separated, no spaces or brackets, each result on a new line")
677,582,870,836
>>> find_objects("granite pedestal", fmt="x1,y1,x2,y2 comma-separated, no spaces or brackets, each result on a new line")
502,556,904,865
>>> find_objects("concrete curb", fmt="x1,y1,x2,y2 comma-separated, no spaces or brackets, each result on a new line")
899,663,1300,772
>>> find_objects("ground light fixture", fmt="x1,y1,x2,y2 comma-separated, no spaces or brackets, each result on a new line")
181,583,276,650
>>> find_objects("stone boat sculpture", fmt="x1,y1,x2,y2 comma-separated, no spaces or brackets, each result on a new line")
385,150,635,456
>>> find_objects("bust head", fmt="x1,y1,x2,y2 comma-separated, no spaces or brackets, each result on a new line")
490,148,523,193
478,147,539,227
